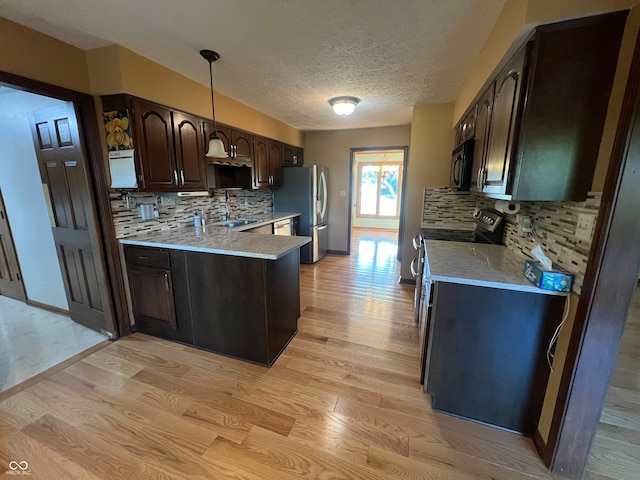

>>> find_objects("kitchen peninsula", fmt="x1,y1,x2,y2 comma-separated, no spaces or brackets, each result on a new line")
421,240,566,434
120,219,310,366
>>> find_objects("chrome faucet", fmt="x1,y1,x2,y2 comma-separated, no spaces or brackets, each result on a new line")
225,190,231,220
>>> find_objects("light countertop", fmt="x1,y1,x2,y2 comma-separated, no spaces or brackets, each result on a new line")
424,240,567,296
120,212,310,260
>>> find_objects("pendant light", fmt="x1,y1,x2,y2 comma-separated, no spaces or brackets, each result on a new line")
328,96,360,116
200,49,228,158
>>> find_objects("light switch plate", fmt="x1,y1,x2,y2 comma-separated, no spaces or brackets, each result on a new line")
339,190,346,197
575,213,596,242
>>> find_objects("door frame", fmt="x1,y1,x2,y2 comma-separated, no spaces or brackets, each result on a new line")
0,71,130,338
348,146,409,257
539,29,640,478
0,188,27,302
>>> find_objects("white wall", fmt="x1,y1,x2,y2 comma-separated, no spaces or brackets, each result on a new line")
0,89,68,310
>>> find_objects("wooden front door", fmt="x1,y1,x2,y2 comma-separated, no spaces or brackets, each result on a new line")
0,189,26,302
28,102,115,335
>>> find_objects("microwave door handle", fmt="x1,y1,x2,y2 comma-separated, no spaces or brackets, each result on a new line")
452,156,462,185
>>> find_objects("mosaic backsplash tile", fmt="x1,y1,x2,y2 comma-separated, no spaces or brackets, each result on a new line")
111,189,272,239
422,187,601,295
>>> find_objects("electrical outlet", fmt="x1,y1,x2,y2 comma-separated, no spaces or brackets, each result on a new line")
575,213,596,242
517,214,533,236
339,190,346,197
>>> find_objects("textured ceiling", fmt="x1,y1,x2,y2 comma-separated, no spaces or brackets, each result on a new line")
0,0,505,131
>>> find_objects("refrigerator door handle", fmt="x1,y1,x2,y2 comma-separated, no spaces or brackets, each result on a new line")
319,169,328,221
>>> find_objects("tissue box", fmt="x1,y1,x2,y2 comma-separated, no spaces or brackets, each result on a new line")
523,260,573,292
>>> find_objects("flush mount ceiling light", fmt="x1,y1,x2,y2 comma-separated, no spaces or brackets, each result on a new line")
200,49,228,158
328,96,360,116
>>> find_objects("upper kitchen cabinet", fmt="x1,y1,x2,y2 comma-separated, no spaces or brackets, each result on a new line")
203,121,253,165
283,144,304,166
252,136,283,189
470,86,493,192
460,11,627,201
482,45,528,197
101,95,207,192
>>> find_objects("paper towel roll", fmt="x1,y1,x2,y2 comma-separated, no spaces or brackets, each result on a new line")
495,200,521,215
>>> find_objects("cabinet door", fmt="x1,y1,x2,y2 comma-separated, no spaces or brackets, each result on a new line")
470,86,493,193
268,139,283,188
131,99,176,191
127,264,176,330
293,146,304,166
483,46,527,195
282,144,295,166
173,112,207,190
203,121,231,158
231,129,253,160
252,136,271,188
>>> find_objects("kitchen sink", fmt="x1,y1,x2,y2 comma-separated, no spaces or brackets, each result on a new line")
213,218,262,228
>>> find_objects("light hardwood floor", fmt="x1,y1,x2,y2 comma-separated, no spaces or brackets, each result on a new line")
0,228,557,479
584,285,640,480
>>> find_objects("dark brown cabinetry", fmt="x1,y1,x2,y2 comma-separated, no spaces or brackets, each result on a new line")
252,136,283,188
283,144,304,166
458,11,626,201
123,244,300,366
203,122,253,163
482,45,527,196
470,86,493,192
424,281,565,434
101,95,207,192
124,245,194,344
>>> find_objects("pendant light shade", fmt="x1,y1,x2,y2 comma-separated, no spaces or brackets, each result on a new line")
329,96,360,116
200,49,228,158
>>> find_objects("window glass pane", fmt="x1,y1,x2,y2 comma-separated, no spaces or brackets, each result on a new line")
379,165,399,216
360,165,379,215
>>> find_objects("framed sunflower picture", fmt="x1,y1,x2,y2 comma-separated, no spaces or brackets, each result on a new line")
103,110,134,151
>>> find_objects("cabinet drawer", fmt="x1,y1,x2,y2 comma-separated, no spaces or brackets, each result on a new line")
124,246,170,269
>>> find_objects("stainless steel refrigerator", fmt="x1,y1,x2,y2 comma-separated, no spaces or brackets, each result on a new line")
273,165,328,263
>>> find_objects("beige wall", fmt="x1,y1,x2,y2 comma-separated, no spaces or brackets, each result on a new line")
304,126,412,253
399,104,456,280
0,17,91,94
85,45,304,147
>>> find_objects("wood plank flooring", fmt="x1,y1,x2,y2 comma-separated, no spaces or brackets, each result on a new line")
0,228,557,479
585,285,640,480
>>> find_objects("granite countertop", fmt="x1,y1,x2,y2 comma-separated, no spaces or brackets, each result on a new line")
120,212,310,260
424,240,567,296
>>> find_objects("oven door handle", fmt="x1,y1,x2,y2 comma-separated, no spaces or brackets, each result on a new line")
410,257,419,277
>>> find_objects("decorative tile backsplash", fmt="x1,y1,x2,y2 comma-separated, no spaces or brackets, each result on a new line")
422,187,601,294
422,188,477,229
111,189,272,238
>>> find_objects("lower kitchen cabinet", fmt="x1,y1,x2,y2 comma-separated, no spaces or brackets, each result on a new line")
124,246,194,344
423,281,565,434
124,244,300,366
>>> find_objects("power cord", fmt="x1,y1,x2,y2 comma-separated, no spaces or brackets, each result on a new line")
547,294,571,371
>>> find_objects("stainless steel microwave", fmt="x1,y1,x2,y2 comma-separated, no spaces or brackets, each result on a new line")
450,139,474,191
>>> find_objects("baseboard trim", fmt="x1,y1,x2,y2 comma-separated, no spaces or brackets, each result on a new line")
399,277,416,285
27,299,70,316
327,250,349,256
